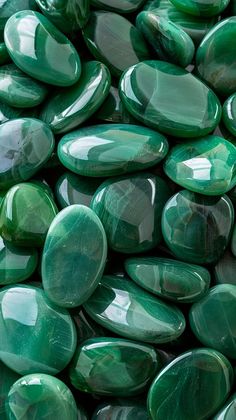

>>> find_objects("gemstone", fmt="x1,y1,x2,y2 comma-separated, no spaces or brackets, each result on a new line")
125,256,211,303
0,0,37,30
82,11,149,77
164,135,236,196
0,361,20,420
0,42,10,65
169,0,230,16
214,249,236,285
91,172,171,253
40,61,111,134
213,394,236,420
92,400,149,420
162,190,234,264
222,93,236,136
69,337,159,396
96,86,137,124
58,124,169,177
4,11,81,86
91,0,145,13
84,275,186,343
148,348,233,420
119,60,221,138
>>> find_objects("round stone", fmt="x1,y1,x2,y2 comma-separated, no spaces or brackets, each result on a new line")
222,93,236,136
169,0,230,16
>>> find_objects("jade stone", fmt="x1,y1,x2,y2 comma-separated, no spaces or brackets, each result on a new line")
213,393,236,420
222,93,236,136
169,0,229,16
0,183,58,247
91,0,145,13
136,12,195,68
162,190,234,264
92,400,149,420
91,173,171,253
190,285,236,359
0,118,54,190
42,205,107,308
0,361,20,420
0,0,37,30
82,11,149,77
148,348,234,420
6,374,77,420
0,42,10,65
58,124,169,177
214,250,236,285
96,86,137,124
164,136,236,196
125,257,210,303
40,61,111,134
84,275,186,343
69,337,159,396
0,285,77,375
4,11,81,87
119,60,221,138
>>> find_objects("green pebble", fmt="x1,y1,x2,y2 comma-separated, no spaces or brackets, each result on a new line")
92,400,149,420
214,249,236,286
96,86,137,124
213,393,236,420
91,0,145,13
222,93,236,136
0,42,10,65
0,361,20,420
169,0,229,16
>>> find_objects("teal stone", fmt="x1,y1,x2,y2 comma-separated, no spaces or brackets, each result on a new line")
96,86,137,124
162,190,234,264
0,101,39,124
84,275,186,343
119,60,221,138
222,93,236,136
69,337,159,396
0,118,54,190
148,348,233,420
0,285,77,375
91,0,145,13
92,400,149,420
164,135,236,196
169,0,230,16
40,61,111,134
4,11,81,87
0,42,10,65
91,173,171,253
42,205,107,308
214,250,236,285
58,124,169,177
213,393,236,420
125,257,210,303
82,11,149,77
0,0,37,31
136,12,195,68
0,361,20,420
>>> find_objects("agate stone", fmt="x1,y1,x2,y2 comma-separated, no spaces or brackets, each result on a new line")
0,361,20,420
169,0,230,16
222,93,236,136
92,400,149,420
213,394,236,420
91,0,145,13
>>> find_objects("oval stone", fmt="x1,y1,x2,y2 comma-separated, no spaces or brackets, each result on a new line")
119,60,221,138
222,93,236,136
4,11,81,86
214,249,236,286
91,0,145,13
0,361,20,420
213,394,236,420
169,0,229,16
92,400,149,420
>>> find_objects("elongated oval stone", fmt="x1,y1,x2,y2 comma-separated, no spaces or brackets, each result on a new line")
213,394,236,420
4,11,81,87
169,0,229,16
125,257,210,303
0,0,37,30
92,400,149,420
119,60,221,138
148,348,233,420
214,250,236,286
58,124,169,177
96,86,137,124
91,0,145,13
84,275,186,343
0,42,10,65
222,93,236,136
0,361,20,420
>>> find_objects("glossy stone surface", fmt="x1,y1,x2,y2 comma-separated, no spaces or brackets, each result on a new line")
119,60,221,138
170,0,229,16
84,275,186,343
164,135,236,195
0,42,10,65
6,374,77,420
148,348,233,420
91,173,171,253
70,337,159,396
162,190,234,264
40,61,111,134
96,86,137,124
92,400,148,420
0,361,20,420
0,285,77,375
0,101,39,124
82,11,149,77
0,0,37,30
222,93,236,136
4,11,81,87
214,249,236,285
213,394,236,420
125,257,210,303
58,124,169,177
91,0,145,13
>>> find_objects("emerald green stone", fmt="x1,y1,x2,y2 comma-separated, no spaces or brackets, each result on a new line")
82,11,149,77
91,173,171,253
91,0,145,13
125,257,210,303
96,86,137,124
164,135,236,196
169,0,229,16
84,275,186,343
119,61,221,138
0,285,77,375
4,11,81,87
136,12,195,68
148,348,233,420
0,0,37,30
0,42,10,65
162,190,234,264
40,61,111,134
222,93,236,136
0,361,20,420
0,183,58,247
214,250,236,286
213,393,236,420
58,124,169,177
92,400,149,420
69,337,159,396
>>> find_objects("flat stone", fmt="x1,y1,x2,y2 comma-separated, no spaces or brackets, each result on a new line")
92,400,149,420
213,393,236,420
169,0,229,16
96,86,137,124
0,361,20,420
222,93,236,136
91,0,145,13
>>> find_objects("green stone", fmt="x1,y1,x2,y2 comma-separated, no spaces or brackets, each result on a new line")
91,0,145,13
0,183,58,247
92,400,149,420
0,285,77,375
136,12,195,68
69,337,159,396
0,42,10,65
169,0,229,16
222,93,236,136
73,309,106,344
0,0,37,30
91,173,171,253
119,61,221,138
84,275,186,343
58,124,169,177
213,393,236,420
0,361,20,420
4,11,81,87
96,86,137,124
40,61,111,134
162,190,234,264
82,11,149,77
164,135,236,196
214,250,236,286
125,257,210,303
0,101,39,124
148,348,233,420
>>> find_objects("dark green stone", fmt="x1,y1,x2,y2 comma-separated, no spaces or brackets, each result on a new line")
92,400,149,420
222,93,236,136
0,101,39,124
91,0,145,13
169,0,229,16
73,309,107,344
0,0,37,30
0,361,20,420
96,86,137,124
213,393,236,420
0,42,10,65
214,249,236,286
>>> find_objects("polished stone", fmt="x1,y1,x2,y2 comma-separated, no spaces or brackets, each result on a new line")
0,42,10,65
222,93,236,136
0,361,20,420
213,393,236,420
0,0,37,30
169,0,229,16
119,61,221,138
0,101,39,124
91,0,145,13
214,249,236,285
96,86,137,124
92,400,149,420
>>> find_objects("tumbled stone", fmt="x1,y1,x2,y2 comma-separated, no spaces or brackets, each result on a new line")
169,0,229,16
